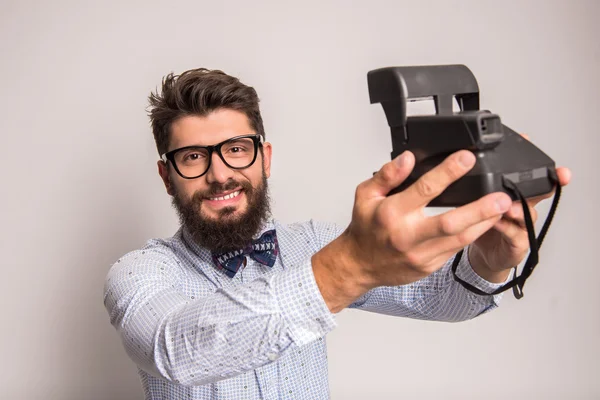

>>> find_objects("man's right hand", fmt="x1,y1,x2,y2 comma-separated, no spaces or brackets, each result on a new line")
312,150,513,313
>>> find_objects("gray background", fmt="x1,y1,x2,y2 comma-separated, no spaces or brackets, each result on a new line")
1,0,598,399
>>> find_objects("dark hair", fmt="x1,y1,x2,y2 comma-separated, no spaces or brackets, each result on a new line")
148,68,265,156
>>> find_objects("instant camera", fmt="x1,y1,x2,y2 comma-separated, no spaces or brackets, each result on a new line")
366,65,562,298
367,64,557,206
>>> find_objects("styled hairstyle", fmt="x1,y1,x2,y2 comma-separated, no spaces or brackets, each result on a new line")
148,68,265,156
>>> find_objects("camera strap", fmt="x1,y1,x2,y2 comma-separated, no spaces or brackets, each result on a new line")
451,168,561,299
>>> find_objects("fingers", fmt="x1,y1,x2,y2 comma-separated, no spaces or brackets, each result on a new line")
504,201,538,228
398,150,476,209
492,218,526,242
512,166,570,207
356,151,416,200
417,192,512,241
556,166,572,187
413,214,502,259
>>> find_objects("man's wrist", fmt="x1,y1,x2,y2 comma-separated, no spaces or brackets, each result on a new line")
311,232,373,313
467,245,512,284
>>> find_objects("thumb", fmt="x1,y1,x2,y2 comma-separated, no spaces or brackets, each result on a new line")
357,151,415,200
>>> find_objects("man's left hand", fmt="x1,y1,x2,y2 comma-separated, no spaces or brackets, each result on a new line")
468,134,572,283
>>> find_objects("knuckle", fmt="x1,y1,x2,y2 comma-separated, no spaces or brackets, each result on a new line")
376,203,397,224
391,236,410,253
388,228,410,253
379,163,396,182
404,251,423,268
415,177,437,198
438,215,455,236
355,182,367,199
456,231,472,247
446,159,464,180
482,204,494,220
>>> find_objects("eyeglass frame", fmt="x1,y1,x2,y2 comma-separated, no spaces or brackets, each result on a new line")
160,134,264,179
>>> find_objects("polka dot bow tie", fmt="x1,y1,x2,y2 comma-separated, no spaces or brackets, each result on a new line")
211,229,279,278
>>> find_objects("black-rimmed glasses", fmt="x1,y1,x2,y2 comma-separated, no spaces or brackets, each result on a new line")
161,134,263,179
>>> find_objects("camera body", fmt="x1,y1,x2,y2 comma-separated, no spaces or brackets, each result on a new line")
367,65,556,207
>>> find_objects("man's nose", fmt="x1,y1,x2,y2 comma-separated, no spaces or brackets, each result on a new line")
205,152,234,184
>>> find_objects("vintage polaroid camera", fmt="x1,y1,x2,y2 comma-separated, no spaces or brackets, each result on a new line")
366,65,562,298
367,64,557,206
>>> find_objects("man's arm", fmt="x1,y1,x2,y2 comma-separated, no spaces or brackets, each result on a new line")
312,150,513,314
311,147,569,316
103,247,335,386
308,220,506,321
346,247,508,321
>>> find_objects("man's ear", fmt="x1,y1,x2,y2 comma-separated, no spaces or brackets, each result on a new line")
157,160,175,196
262,141,273,178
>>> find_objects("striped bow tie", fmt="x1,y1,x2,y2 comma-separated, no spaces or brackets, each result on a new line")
211,229,279,278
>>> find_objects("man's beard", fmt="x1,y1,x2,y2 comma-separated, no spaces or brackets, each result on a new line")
171,171,272,253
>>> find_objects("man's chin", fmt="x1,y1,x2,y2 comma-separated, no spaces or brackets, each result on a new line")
172,173,271,251
201,205,247,222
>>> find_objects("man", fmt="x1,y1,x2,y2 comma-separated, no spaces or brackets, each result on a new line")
104,68,571,399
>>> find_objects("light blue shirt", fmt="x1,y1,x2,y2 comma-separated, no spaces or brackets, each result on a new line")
103,219,504,399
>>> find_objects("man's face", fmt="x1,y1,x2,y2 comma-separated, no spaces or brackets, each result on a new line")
158,108,273,252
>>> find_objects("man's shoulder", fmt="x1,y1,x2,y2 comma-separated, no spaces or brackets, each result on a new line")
105,228,187,282
273,219,343,248
274,218,339,233
122,228,185,260
103,229,190,321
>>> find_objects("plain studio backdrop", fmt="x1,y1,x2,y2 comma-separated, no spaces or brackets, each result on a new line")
1,0,598,399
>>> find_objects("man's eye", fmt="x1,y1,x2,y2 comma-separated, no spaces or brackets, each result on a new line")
184,152,204,161
228,146,251,154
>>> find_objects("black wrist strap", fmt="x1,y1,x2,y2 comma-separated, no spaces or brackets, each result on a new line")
451,169,562,299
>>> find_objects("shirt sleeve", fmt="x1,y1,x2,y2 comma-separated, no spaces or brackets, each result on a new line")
349,246,507,321
103,247,336,387
306,220,507,321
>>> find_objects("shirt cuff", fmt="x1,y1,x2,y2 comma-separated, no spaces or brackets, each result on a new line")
271,260,337,347
454,245,511,295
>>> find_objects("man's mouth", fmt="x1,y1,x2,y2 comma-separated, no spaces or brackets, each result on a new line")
206,189,243,202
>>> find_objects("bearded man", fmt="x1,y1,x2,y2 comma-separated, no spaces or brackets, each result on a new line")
103,68,571,399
